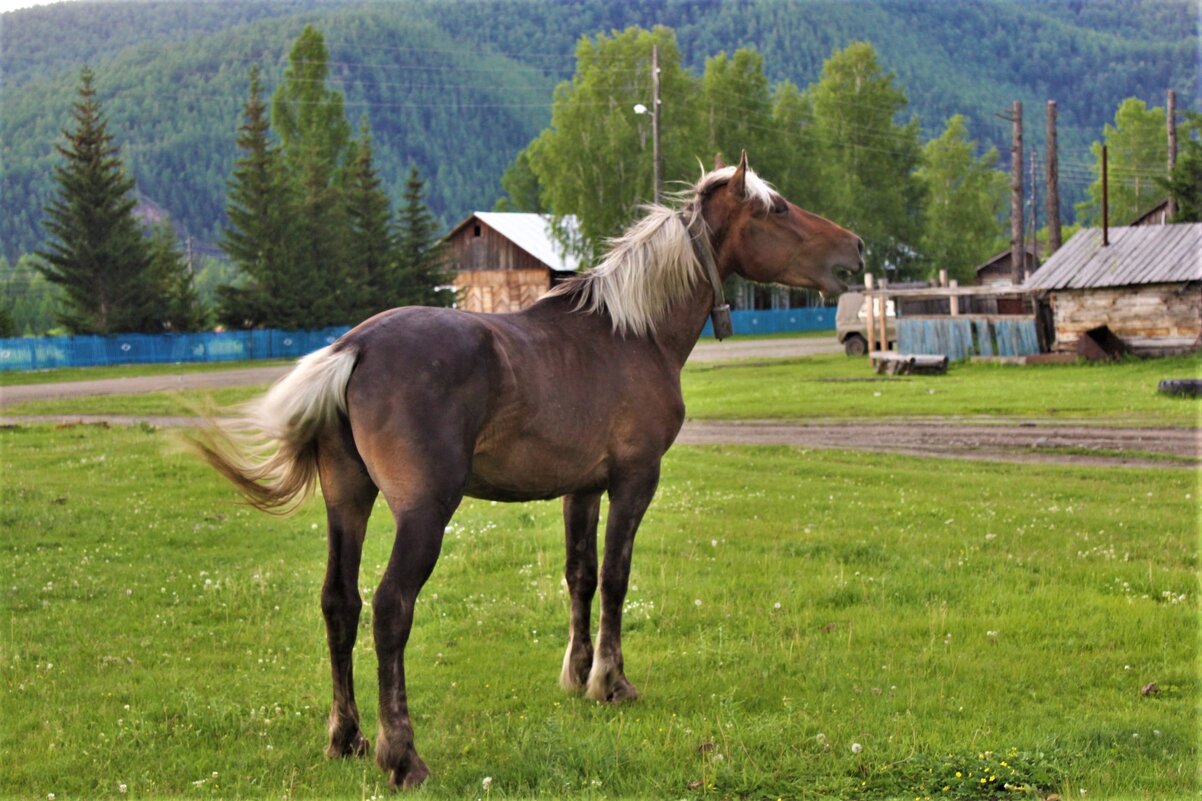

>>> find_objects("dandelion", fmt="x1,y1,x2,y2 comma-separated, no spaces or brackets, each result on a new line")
482,776,493,792
773,602,782,610
118,783,127,793
851,742,863,754
694,599,702,607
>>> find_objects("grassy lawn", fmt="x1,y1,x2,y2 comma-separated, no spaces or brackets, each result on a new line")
1,424,1195,800
3,353,1200,425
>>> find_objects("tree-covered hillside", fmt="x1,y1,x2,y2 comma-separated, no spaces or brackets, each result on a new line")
1,0,1195,262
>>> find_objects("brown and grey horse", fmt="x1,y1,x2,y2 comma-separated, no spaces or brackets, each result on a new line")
193,153,863,789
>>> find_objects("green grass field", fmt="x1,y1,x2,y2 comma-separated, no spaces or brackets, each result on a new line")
4,353,1200,425
1,423,1195,800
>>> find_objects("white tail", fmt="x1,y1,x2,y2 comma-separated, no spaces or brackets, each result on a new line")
191,345,358,514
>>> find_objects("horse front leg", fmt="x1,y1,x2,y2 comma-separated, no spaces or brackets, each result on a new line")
586,464,660,703
561,491,601,691
373,500,454,790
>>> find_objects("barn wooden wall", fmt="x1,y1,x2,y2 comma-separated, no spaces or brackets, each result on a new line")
1050,282,1201,353
453,268,550,313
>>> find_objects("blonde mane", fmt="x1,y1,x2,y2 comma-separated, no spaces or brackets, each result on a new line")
545,164,777,337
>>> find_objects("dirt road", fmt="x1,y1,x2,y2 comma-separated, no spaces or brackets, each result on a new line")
0,337,841,407
2,337,1196,468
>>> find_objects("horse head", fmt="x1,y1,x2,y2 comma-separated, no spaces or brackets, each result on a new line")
699,151,864,298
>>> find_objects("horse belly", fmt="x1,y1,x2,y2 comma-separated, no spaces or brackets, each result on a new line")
464,431,607,502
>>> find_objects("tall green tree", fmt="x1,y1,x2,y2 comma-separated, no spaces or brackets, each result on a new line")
701,49,774,167
271,24,351,175
270,25,352,327
916,115,1008,282
37,67,160,333
219,66,296,328
524,26,704,261
808,42,925,278
343,119,399,319
763,80,823,213
1076,97,1168,226
396,165,452,308
147,223,207,332
1160,111,1202,223
0,254,60,336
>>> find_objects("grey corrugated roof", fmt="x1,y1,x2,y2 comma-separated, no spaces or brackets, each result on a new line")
1025,223,1202,290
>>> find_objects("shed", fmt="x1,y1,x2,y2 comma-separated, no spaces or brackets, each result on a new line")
443,212,583,313
974,246,1038,287
1023,223,1202,355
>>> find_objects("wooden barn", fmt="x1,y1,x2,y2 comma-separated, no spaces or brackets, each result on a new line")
1024,223,1202,355
974,246,1038,287
443,212,582,313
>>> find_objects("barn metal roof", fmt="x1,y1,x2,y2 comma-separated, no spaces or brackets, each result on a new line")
1024,223,1202,290
469,212,584,273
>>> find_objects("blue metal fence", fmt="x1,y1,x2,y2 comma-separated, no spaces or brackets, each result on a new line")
700,306,834,338
897,317,1040,361
1,308,836,372
0,327,351,372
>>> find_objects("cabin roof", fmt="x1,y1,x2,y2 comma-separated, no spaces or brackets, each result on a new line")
1024,223,1202,290
446,212,584,273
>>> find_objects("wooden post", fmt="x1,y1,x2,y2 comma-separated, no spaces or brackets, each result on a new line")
949,279,960,316
1167,89,1177,220
1046,100,1061,254
1010,101,1024,284
938,269,948,288
651,45,663,205
864,273,875,355
877,277,889,352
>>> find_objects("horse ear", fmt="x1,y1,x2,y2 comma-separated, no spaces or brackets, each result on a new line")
729,150,749,199
714,152,726,170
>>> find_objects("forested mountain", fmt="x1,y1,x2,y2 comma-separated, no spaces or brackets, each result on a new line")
1,0,1195,262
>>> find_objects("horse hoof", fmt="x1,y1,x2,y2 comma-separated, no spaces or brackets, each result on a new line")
607,676,640,703
326,730,371,759
388,755,431,790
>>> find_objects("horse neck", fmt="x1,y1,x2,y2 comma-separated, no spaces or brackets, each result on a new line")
651,279,719,369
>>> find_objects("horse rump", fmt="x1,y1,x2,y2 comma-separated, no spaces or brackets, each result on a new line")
188,344,359,515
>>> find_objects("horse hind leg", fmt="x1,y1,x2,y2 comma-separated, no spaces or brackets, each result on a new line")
372,497,459,789
317,429,378,759
560,491,601,691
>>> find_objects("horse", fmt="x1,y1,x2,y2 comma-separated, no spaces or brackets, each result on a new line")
192,152,863,789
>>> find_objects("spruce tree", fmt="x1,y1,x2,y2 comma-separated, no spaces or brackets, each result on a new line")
219,65,295,328
38,66,159,333
396,166,451,307
147,223,207,332
343,119,398,320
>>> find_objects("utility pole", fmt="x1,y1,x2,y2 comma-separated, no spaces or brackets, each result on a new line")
1167,88,1178,220
1102,145,1110,246
1008,101,1024,284
1046,100,1061,254
651,45,663,205
1029,153,1038,270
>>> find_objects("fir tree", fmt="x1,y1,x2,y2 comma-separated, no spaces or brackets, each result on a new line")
343,119,398,320
396,166,452,307
38,66,159,333
147,223,207,332
219,65,294,327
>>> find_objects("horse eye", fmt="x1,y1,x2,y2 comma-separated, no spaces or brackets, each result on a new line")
771,200,788,215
